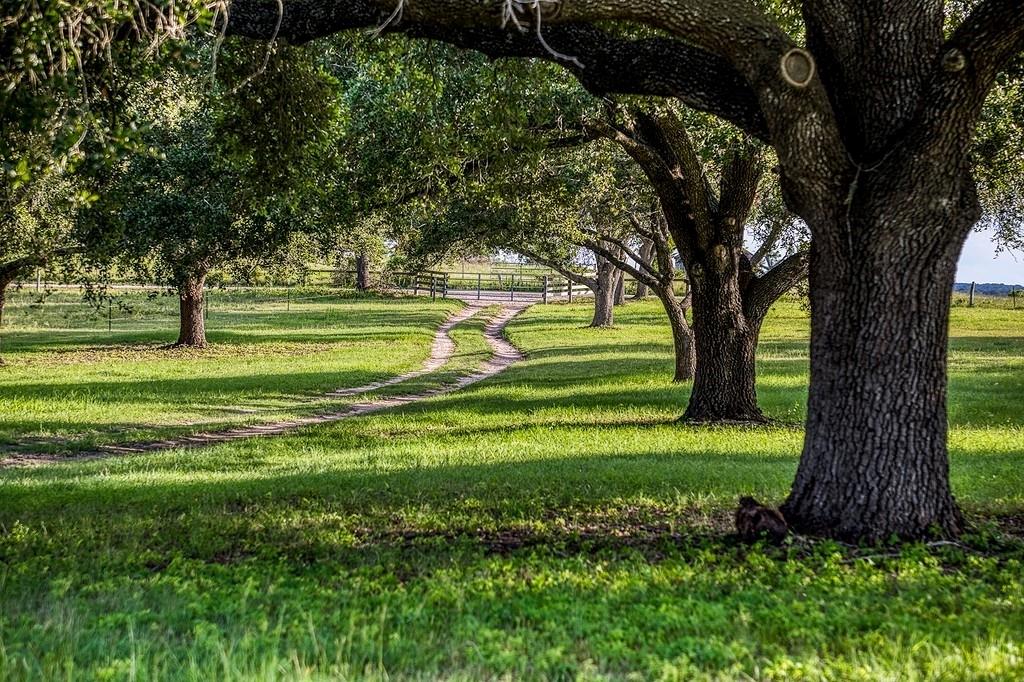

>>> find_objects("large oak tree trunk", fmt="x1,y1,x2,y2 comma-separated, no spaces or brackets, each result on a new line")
660,291,695,382
175,272,208,348
783,195,972,540
683,291,763,422
355,252,371,292
681,247,765,423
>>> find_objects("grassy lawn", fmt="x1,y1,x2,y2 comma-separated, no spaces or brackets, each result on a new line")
0,288,461,452
0,296,1022,679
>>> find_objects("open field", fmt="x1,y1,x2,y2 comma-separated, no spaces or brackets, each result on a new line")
0,288,461,452
1,293,1022,679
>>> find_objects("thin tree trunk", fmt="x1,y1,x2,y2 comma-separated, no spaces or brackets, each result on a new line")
660,291,695,381
633,239,655,299
175,272,208,348
355,252,371,292
782,228,967,540
613,270,626,305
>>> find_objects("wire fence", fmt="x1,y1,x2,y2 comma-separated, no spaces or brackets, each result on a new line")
404,270,690,303
0,270,605,338
953,282,1024,309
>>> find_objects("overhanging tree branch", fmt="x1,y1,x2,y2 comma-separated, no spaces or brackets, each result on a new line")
743,249,808,320
226,0,852,223
225,1,770,139
516,246,597,290
0,247,84,282
582,238,651,285
718,141,763,227
948,0,1024,87
624,211,656,243
584,118,670,184
578,232,659,288
636,109,717,228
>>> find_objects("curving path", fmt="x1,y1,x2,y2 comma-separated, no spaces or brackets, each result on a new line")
0,303,529,469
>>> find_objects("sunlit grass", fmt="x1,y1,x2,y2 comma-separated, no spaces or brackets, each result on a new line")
0,288,461,451
0,295,1021,680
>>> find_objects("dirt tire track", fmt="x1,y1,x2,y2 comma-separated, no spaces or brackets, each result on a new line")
0,303,528,469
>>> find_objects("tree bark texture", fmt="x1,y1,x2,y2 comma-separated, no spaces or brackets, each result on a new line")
590,251,620,327
355,252,372,292
661,290,696,383
633,238,655,299
682,245,765,422
175,272,208,348
613,270,626,306
781,158,978,540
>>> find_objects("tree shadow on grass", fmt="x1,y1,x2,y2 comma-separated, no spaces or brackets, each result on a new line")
1,428,1021,682
2,446,1021,576
1,323,442,355
0,368,396,452
0,369,387,406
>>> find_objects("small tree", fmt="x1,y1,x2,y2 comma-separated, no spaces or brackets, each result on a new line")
521,240,628,329
93,79,259,346
89,44,341,346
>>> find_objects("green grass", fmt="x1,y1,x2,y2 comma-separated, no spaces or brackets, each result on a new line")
0,288,461,452
0,295,1022,680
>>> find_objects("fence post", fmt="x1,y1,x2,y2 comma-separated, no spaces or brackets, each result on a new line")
567,278,573,303
443,274,448,299
543,275,549,304
430,275,436,301
413,275,419,297
969,281,976,307
477,273,482,301
510,273,515,302
108,299,112,333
